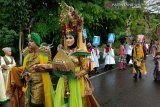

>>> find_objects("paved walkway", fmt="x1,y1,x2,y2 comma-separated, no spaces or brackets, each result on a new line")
91,55,159,107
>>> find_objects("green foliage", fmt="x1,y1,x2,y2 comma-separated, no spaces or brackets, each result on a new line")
36,22,50,37
113,39,121,56
1,0,160,59
33,7,61,46
0,27,18,55
0,0,31,29
57,0,106,42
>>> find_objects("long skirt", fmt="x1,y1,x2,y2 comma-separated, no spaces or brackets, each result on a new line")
6,67,25,107
0,69,8,102
3,69,10,88
54,77,100,107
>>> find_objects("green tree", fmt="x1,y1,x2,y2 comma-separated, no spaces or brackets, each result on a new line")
1,0,160,59
0,0,31,64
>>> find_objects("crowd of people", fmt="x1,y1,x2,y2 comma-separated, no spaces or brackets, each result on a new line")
0,2,100,107
0,32,159,107
0,2,160,107
86,34,160,82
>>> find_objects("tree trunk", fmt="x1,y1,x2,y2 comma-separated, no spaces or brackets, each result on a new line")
19,29,23,65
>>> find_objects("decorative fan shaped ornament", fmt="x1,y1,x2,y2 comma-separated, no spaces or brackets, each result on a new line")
53,49,75,72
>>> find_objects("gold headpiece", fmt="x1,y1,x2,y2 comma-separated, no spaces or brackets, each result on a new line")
59,2,87,51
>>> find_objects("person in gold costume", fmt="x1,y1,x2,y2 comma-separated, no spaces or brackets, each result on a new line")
6,36,54,107
132,35,147,80
22,32,54,107
53,2,100,107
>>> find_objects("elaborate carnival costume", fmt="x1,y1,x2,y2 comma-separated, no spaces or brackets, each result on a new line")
0,56,8,103
6,37,54,107
53,2,100,107
22,32,54,107
132,36,147,79
152,24,160,80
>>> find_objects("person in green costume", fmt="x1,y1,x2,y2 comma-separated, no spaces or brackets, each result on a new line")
53,2,100,107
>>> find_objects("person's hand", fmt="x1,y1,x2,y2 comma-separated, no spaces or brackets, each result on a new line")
76,73,82,80
41,64,52,69
53,63,68,71
33,64,41,71
1,64,7,70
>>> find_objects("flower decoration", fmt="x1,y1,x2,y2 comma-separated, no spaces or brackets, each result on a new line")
59,2,83,35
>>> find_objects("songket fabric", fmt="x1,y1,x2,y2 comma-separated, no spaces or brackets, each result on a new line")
54,50,100,107
23,52,54,107
6,67,25,107
132,44,146,75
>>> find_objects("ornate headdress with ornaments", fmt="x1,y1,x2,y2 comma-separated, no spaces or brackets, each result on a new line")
59,2,88,54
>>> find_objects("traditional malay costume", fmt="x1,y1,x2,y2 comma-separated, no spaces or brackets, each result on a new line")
53,2,100,107
132,35,147,79
22,32,54,107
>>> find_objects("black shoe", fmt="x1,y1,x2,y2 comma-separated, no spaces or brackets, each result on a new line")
133,75,137,80
154,77,157,81
139,75,142,79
